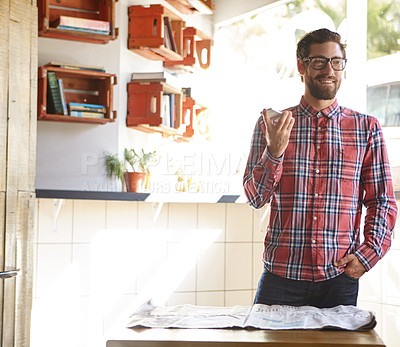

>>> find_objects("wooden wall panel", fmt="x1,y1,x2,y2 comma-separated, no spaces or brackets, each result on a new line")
0,0,10,193
1,0,37,346
0,192,5,343
15,192,35,346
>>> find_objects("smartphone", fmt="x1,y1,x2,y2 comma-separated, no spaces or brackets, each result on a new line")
266,108,282,121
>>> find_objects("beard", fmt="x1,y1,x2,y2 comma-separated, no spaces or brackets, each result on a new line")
305,74,341,100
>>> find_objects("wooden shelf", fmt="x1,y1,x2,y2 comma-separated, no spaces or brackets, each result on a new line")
166,0,215,15
128,5,185,61
37,113,114,125
38,0,118,44
127,79,184,137
38,65,117,124
164,27,212,70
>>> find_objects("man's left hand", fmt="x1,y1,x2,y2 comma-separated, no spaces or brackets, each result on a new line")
333,254,366,279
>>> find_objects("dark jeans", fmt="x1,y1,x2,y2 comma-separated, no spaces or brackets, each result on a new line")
254,268,359,308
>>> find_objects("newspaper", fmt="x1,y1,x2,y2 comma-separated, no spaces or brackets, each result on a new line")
127,301,376,331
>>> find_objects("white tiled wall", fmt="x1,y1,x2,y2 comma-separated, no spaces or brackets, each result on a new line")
31,199,267,347
31,198,400,347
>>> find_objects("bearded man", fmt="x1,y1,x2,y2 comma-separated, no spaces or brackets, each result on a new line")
243,28,397,308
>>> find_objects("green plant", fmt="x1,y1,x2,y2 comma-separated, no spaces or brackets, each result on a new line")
104,148,157,184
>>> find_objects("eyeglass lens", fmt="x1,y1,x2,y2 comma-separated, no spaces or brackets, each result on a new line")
309,57,346,71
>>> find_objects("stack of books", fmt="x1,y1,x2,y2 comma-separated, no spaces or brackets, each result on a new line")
46,61,106,73
68,103,106,119
47,71,68,115
51,15,110,36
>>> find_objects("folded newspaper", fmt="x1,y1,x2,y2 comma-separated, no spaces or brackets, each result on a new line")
127,301,376,331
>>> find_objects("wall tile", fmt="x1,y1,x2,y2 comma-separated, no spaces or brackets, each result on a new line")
252,243,264,289
359,262,382,303
226,204,253,242
197,291,225,307
135,232,168,294
168,243,197,292
89,230,166,297
167,292,196,306
225,243,252,290
198,203,226,242
37,199,73,243
168,203,198,230
225,290,253,306
30,287,81,347
106,201,138,229
35,243,73,298
197,243,225,291
381,249,400,306
137,202,168,230
73,200,106,243
253,204,269,243
391,231,400,250
76,296,91,347
72,244,91,296
103,293,137,335
381,304,400,347
34,200,39,244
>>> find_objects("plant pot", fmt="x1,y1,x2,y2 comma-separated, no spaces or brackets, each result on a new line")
124,172,148,192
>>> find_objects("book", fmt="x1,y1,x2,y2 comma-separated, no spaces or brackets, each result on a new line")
182,87,191,97
131,72,166,81
46,61,106,72
164,16,177,52
58,79,68,115
56,25,110,36
68,102,106,113
161,94,171,127
46,71,64,115
51,16,110,33
70,110,105,119
163,21,172,51
169,93,175,128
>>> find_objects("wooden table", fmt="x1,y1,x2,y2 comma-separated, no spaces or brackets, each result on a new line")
106,327,385,347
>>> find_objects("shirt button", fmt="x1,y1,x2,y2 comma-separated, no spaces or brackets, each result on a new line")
318,127,321,131
313,216,317,220
316,169,320,173
317,145,320,150
312,240,316,244
315,193,319,197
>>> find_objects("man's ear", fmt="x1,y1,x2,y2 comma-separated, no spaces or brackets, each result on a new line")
297,59,305,75
297,59,305,82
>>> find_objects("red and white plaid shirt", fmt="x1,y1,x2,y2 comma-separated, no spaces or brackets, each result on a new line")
243,97,398,281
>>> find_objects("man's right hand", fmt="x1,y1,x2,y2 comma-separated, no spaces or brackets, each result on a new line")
262,109,295,158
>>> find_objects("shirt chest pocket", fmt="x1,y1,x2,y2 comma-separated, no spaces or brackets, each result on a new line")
328,146,360,182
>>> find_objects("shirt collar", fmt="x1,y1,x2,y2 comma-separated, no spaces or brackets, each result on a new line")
299,96,340,119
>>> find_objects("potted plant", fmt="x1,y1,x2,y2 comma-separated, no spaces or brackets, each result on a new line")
105,148,157,192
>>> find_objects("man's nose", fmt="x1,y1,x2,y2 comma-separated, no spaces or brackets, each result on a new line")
322,60,335,73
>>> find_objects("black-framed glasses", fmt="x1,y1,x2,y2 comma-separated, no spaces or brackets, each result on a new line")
302,56,347,71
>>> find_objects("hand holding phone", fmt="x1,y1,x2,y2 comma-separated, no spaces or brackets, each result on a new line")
261,108,295,158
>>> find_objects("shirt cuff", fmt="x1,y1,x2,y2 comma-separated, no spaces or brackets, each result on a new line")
261,147,284,168
354,244,380,271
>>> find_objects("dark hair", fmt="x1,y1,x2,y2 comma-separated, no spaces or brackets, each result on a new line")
296,28,346,60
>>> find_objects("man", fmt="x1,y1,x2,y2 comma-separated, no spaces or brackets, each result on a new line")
243,28,397,308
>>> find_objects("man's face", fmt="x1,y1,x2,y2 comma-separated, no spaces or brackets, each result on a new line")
301,42,344,101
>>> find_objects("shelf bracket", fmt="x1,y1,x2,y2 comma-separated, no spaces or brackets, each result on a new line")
152,202,164,224
53,199,64,232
